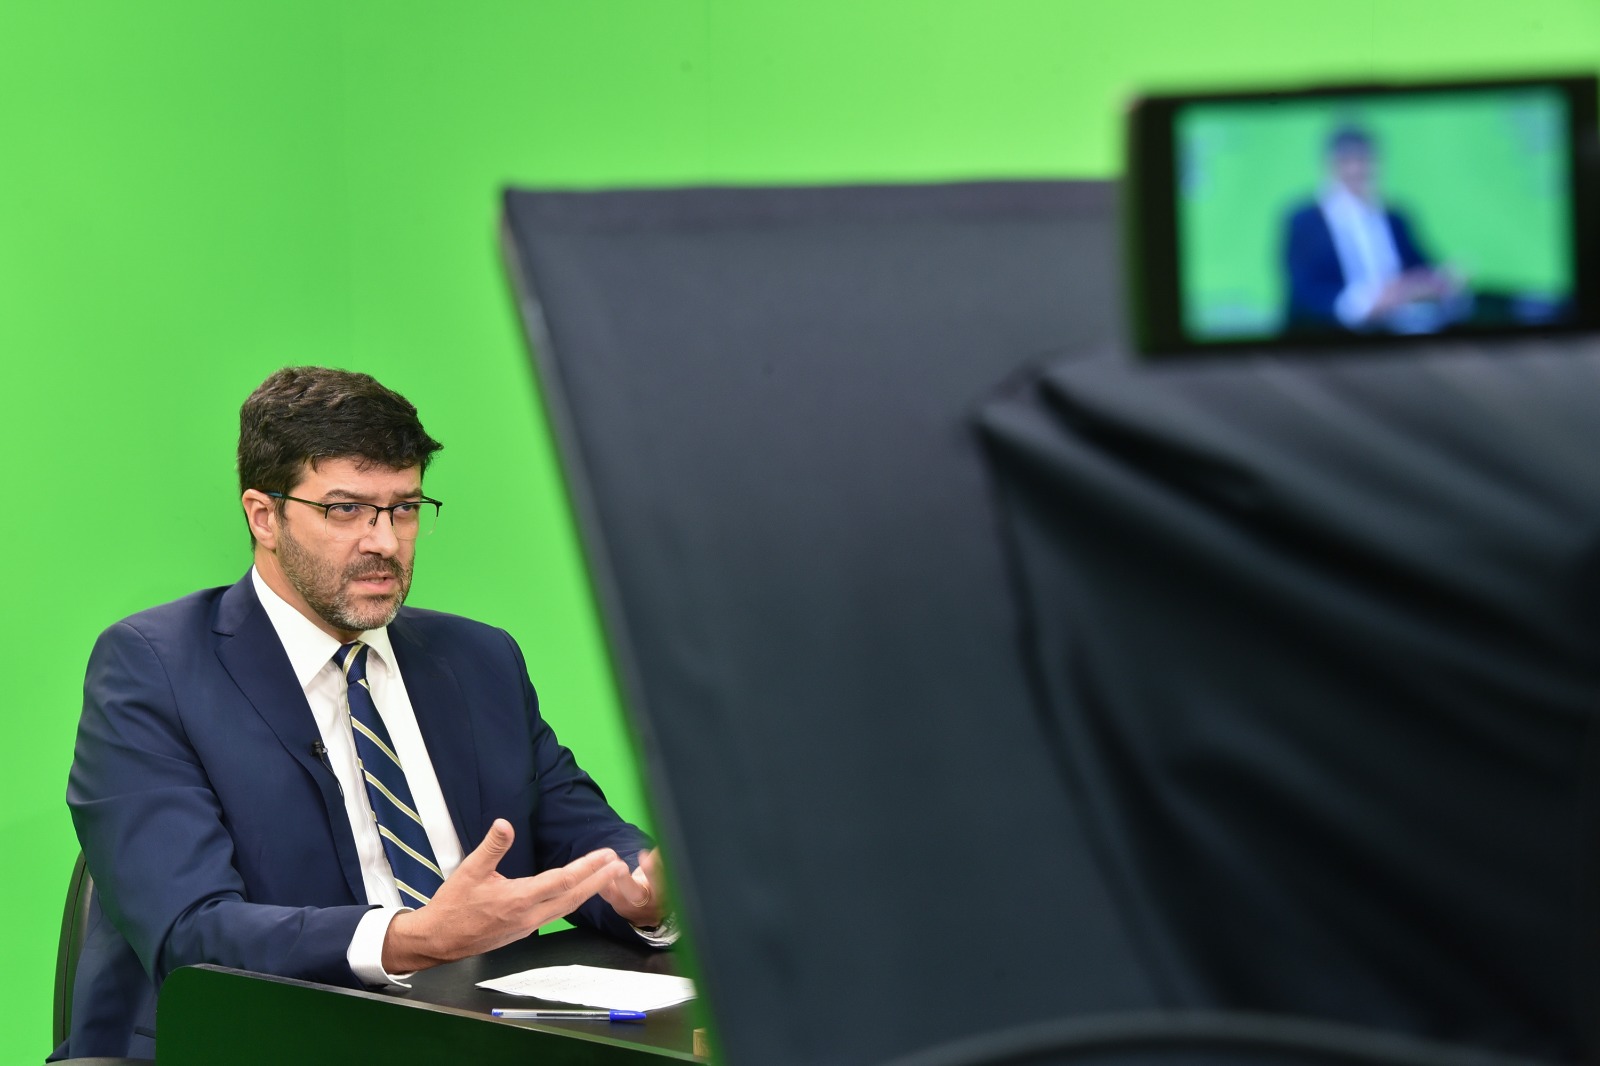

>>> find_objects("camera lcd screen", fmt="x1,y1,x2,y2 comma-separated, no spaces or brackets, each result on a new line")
1126,76,1599,355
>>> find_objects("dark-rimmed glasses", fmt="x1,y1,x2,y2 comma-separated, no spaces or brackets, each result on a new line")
267,492,442,541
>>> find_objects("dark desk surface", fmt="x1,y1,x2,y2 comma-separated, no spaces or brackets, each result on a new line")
399,924,704,1058
158,926,705,1066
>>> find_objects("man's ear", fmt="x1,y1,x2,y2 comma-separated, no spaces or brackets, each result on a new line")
241,490,279,551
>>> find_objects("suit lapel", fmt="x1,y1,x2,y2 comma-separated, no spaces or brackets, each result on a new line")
388,616,484,850
213,574,368,903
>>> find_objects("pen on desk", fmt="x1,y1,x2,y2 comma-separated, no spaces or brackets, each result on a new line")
491,1009,648,1023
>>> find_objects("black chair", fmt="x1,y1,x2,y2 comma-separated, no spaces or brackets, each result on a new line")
52,851,150,1065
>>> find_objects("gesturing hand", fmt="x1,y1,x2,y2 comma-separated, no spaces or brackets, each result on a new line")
381,818,629,974
598,846,668,929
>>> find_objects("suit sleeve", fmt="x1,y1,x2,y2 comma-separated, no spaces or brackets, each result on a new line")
1283,206,1345,327
499,629,658,943
68,621,372,988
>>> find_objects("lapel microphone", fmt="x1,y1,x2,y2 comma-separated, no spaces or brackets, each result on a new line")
311,741,343,797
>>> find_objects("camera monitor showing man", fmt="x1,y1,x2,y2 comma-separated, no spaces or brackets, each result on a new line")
1124,75,1600,355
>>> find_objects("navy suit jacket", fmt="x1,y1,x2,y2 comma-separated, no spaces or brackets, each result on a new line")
1282,201,1429,331
62,574,652,1059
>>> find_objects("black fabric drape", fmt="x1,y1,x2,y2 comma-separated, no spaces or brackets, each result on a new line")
502,183,1154,1066
979,342,1600,1062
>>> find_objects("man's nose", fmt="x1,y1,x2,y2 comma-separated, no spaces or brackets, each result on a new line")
358,510,401,554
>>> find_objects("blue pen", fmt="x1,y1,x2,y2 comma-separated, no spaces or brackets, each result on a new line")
491,1008,648,1023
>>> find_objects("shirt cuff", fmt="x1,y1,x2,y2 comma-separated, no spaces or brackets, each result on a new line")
349,906,415,988
632,912,681,947
1334,282,1381,328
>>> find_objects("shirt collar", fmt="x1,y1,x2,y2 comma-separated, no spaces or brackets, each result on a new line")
1320,182,1380,218
250,566,396,689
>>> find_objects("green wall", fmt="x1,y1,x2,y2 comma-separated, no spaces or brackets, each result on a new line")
4,2,1597,1061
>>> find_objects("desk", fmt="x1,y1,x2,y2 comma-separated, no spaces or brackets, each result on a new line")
157,927,704,1065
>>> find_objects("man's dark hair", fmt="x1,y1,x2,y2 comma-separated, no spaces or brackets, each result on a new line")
238,367,444,505
1326,124,1376,157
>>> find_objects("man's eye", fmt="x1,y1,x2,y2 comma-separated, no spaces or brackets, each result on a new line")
392,502,422,519
326,503,366,519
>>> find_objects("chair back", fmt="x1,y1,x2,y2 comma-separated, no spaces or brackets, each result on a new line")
55,850,95,1049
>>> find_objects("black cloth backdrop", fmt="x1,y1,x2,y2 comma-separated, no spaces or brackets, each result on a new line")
979,344,1600,1062
501,182,1596,1065
502,183,1152,1066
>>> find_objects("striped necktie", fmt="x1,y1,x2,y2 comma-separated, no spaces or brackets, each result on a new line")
335,641,445,906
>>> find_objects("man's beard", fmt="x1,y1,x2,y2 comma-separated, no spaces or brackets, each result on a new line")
278,522,412,634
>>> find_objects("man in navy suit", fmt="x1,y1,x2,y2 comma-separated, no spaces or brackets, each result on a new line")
1283,125,1464,333
61,367,671,1060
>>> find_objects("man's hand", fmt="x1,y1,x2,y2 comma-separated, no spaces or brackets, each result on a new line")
381,818,629,975
598,846,668,929
1372,268,1461,317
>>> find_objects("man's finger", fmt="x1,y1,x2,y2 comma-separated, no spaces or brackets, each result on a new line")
592,849,664,918
518,849,626,918
630,867,652,905
456,818,515,878
595,863,649,910
638,847,662,892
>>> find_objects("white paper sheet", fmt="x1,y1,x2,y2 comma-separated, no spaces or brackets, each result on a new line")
476,964,697,1012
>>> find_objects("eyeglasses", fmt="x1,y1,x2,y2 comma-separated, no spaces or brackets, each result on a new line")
267,492,443,541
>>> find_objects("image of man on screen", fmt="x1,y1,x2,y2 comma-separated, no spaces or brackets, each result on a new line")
1283,125,1467,334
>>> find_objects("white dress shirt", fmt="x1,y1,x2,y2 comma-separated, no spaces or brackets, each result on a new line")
251,567,463,986
249,568,676,985
1319,184,1403,328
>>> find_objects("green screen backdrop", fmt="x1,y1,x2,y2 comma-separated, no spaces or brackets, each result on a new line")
4,2,1598,1061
